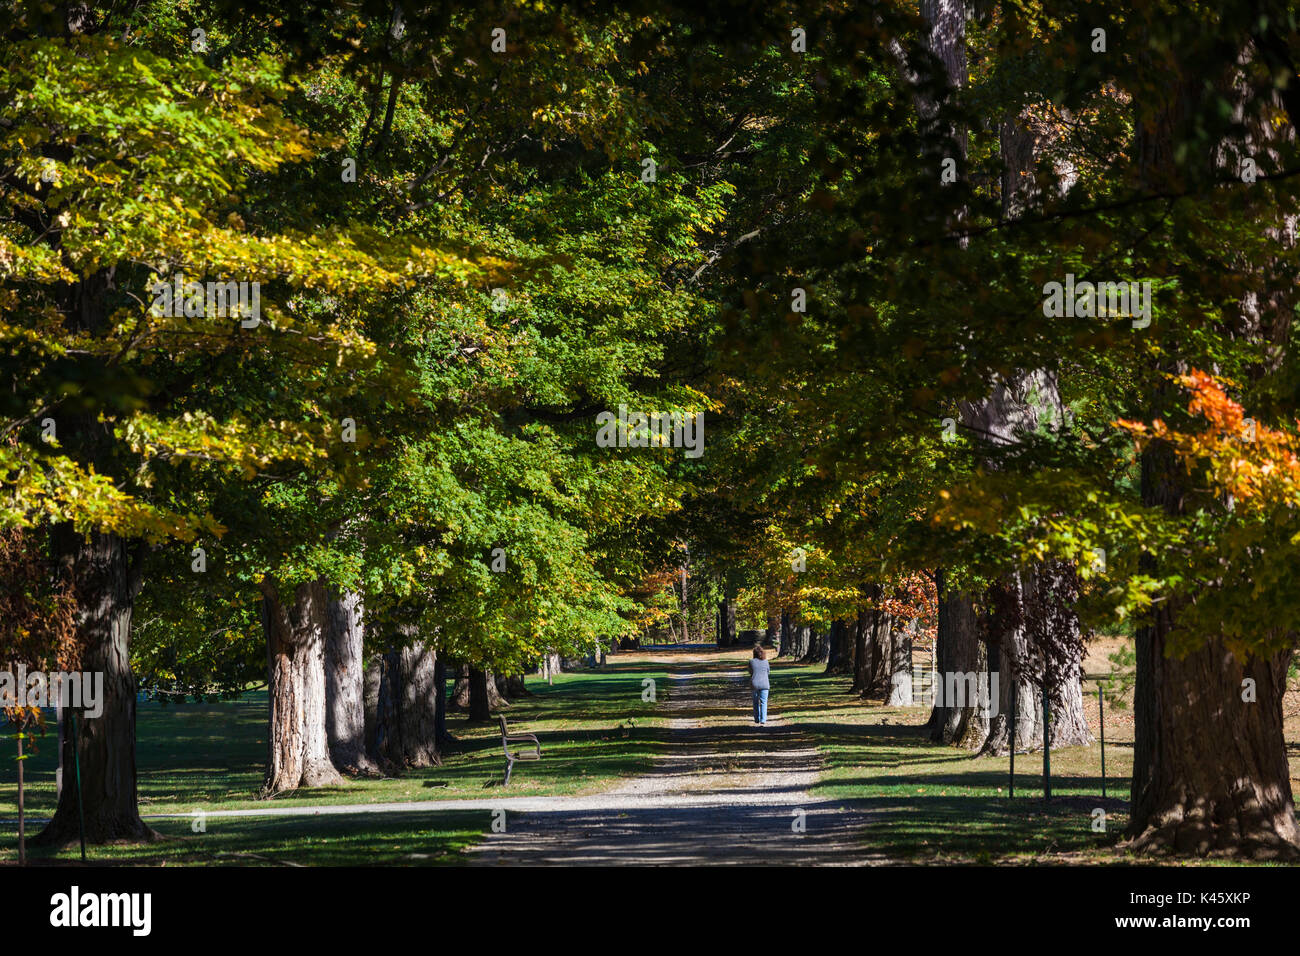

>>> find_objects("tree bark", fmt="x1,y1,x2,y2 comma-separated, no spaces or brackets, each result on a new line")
35,527,155,846
927,572,988,750
977,568,1095,757
866,603,893,697
1029,563,1091,748
324,590,379,775
485,669,508,707
824,618,856,676
979,570,1042,755
852,606,871,693
364,653,381,759
785,620,812,660
776,611,792,658
718,597,736,647
371,631,440,768
887,618,916,706
537,652,562,684
451,664,471,708
259,577,344,795
964,113,1089,755
468,667,492,722
802,625,830,664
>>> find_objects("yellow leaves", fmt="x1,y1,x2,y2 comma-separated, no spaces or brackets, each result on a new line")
1120,369,1300,509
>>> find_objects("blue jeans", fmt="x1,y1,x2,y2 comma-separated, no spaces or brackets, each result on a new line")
752,688,769,723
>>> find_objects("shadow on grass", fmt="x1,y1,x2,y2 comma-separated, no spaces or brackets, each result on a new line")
9,810,486,867
0,665,679,818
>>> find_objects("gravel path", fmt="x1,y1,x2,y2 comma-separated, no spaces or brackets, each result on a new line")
466,647,878,865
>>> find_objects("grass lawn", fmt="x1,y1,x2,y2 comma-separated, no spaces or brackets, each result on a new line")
9,811,486,866
0,659,670,865
769,657,1293,865
6,646,1296,865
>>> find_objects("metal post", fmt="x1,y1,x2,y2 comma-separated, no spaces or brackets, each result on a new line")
1009,686,1016,798
16,721,25,866
1098,681,1106,800
1042,682,1051,801
71,711,86,862
56,674,63,800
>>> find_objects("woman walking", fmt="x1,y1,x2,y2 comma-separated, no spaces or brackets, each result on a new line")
750,644,770,725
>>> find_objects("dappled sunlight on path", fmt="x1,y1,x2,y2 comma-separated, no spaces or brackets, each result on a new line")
467,645,880,865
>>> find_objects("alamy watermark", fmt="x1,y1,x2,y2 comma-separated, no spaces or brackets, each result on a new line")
899,665,999,717
596,405,704,458
1042,273,1151,329
1,667,103,718
149,273,261,327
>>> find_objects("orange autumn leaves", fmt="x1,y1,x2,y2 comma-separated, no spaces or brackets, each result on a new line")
1118,369,1300,508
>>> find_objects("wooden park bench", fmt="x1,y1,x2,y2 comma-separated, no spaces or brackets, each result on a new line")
499,715,542,787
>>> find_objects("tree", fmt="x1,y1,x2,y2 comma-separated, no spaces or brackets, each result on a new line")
2,0,481,830
324,589,378,775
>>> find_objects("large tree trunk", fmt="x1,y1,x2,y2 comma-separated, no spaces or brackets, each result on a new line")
852,606,871,693
785,620,812,660
927,573,988,750
324,590,379,775
500,673,529,699
1132,619,1298,857
977,567,1097,764
776,611,792,658
865,602,893,697
979,570,1042,755
370,631,440,769
963,110,1089,755
1030,563,1091,748
914,0,1065,757
978,566,1091,756
35,527,155,846
719,592,737,647
887,618,916,706
824,617,856,676
260,578,344,795
451,664,471,708
802,625,830,664
468,667,492,722
764,611,780,648
1123,31,1300,859
364,653,382,759
536,653,562,684
486,669,508,707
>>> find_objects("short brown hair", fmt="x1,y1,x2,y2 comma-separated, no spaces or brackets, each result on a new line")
753,645,765,659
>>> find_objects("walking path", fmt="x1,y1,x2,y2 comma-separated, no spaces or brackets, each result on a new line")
466,647,878,864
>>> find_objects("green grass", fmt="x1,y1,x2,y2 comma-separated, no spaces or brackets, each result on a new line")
770,660,1151,864
0,661,671,826
6,650,1285,865
10,811,486,866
